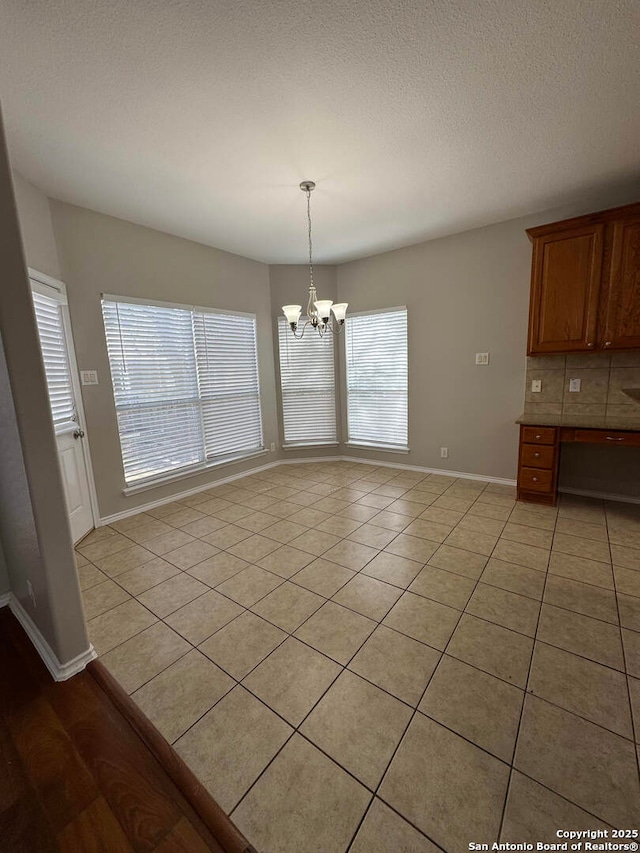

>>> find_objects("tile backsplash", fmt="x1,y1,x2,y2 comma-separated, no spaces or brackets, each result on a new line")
524,351,640,426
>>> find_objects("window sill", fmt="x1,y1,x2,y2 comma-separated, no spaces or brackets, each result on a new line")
122,449,269,496
345,442,410,454
282,442,340,450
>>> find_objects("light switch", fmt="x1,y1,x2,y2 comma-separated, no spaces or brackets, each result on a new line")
531,380,542,393
569,378,581,392
475,353,489,365
80,370,99,385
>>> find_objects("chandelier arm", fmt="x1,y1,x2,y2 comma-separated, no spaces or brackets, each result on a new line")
291,319,311,340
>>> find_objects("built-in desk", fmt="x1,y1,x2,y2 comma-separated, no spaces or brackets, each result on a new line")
515,417,640,505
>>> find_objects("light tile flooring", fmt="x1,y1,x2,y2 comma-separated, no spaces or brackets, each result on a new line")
75,462,640,853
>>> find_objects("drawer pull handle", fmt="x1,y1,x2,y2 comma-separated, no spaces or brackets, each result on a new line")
532,476,538,482
606,436,624,441
605,341,612,347
587,342,594,347
535,434,541,439
534,452,540,458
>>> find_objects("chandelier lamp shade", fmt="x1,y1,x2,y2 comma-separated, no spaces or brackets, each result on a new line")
282,180,348,338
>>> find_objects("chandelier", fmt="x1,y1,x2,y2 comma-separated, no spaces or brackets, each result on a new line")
282,180,348,338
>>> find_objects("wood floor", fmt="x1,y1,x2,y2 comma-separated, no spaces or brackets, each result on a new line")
0,607,254,852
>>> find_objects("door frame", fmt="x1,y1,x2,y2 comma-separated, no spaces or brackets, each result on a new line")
29,267,100,538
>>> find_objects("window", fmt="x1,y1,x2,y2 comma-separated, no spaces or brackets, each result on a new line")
345,307,408,450
102,296,263,486
32,288,76,431
277,317,337,446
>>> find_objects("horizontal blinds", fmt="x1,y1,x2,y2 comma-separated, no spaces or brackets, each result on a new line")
346,308,408,447
32,291,76,430
102,301,203,482
278,317,337,445
102,298,263,485
115,403,203,483
102,301,199,406
193,312,263,459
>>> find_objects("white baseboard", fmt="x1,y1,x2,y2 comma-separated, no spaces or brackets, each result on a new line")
100,454,517,525
1,594,96,681
341,455,517,486
558,486,640,505
280,455,344,466
100,458,283,525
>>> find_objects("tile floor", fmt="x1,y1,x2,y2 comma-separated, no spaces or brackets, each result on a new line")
75,461,640,853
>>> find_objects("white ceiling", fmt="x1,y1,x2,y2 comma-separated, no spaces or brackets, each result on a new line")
0,0,639,264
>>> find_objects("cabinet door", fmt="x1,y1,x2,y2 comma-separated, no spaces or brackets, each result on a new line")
528,224,604,354
602,216,640,350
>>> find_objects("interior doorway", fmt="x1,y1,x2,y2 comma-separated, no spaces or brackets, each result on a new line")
29,269,97,543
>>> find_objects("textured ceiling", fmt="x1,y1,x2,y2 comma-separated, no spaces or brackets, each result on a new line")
0,0,639,263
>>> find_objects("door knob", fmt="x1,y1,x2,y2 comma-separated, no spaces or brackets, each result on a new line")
73,429,85,439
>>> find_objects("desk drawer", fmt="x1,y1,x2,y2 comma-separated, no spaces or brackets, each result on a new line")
574,429,640,447
519,466,554,493
521,426,557,446
521,443,555,469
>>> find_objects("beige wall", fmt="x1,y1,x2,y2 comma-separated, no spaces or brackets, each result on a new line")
11,171,61,279
269,264,342,460
336,214,535,480
50,202,279,518
0,109,88,663
336,202,640,494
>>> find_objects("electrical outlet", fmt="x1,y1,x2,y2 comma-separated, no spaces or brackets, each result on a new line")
531,379,542,393
27,579,36,608
270,442,276,452
475,353,489,365
569,378,581,392
440,447,448,459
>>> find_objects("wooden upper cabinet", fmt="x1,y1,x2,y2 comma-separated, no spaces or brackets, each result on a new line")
602,215,640,350
526,201,640,355
528,224,603,354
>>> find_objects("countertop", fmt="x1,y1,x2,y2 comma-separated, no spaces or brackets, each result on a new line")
516,413,640,431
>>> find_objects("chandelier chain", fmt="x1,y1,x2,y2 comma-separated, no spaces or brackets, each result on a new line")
306,187,314,292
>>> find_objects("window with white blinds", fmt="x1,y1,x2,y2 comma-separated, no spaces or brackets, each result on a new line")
345,307,408,449
102,297,263,486
32,290,76,431
194,312,263,458
277,317,337,446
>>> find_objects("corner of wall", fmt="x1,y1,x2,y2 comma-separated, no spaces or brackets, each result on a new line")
11,169,62,280
0,106,90,668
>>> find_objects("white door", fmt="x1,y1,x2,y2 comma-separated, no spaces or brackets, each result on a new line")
30,273,96,543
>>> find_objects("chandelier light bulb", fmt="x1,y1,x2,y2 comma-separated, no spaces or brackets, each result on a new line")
282,304,302,327
314,300,333,322
331,303,348,323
